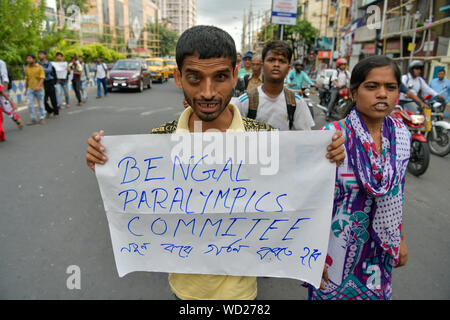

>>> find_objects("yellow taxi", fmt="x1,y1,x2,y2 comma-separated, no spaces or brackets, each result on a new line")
145,57,170,83
164,58,177,78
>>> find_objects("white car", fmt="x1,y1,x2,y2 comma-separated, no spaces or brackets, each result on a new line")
316,68,335,90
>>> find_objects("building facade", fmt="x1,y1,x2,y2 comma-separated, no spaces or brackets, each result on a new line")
156,0,197,35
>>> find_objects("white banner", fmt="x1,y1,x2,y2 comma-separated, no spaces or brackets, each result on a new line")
95,130,336,289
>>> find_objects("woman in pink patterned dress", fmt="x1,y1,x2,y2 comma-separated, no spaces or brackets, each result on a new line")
309,56,410,300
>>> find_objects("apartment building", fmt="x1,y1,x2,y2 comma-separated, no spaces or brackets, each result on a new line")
156,0,197,35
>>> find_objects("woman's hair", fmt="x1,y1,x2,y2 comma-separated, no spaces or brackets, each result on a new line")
176,25,237,72
350,55,401,92
343,56,401,116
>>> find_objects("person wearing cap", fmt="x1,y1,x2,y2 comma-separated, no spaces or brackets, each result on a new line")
238,51,253,78
399,60,439,106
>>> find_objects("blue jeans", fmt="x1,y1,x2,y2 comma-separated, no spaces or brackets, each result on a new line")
81,79,88,102
26,88,45,121
96,78,108,97
56,80,69,105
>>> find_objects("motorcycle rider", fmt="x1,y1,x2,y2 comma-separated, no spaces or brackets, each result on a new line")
286,60,315,93
399,60,442,109
326,58,350,121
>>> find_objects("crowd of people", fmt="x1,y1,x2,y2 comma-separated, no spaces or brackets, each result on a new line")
0,53,110,141
82,25,447,300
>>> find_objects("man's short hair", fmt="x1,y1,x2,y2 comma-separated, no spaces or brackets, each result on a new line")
38,50,47,55
26,54,36,60
438,69,445,74
176,25,237,72
56,52,63,57
262,40,293,63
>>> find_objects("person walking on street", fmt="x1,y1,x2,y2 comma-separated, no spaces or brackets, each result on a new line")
0,82,22,141
85,25,346,300
0,81,22,132
52,52,70,108
79,56,89,103
69,56,83,106
310,56,409,300
24,54,46,125
0,58,22,129
38,50,59,118
326,58,350,121
0,59,9,91
94,57,108,99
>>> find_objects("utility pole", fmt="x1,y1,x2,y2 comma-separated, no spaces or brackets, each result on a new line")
329,1,340,68
242,9,246,53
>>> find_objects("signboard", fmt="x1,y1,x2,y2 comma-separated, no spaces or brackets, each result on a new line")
271,0,298,25
95,131,336,289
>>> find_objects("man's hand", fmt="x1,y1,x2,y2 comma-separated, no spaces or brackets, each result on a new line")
33,86,40,92
326,130,345,167
86,130,107,172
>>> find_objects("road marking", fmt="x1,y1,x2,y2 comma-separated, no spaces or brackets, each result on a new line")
67,109,83,115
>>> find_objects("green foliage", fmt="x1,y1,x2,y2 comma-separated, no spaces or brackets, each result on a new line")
146,22,178,57
48,43,125,63
0,0,124,77
257,6,318,59
0,0,47,65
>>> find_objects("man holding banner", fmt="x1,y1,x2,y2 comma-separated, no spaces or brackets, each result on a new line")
85,25,345,300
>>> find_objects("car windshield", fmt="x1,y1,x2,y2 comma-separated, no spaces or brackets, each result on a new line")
147,60,162,66
166,60,176,66
112,61,140,70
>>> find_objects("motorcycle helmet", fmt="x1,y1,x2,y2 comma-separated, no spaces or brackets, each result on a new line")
336,58,347,67
408,60,424,73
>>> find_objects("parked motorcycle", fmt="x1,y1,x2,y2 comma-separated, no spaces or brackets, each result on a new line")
392,105,430,176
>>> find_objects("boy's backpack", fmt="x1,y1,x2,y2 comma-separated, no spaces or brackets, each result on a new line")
246,87,297,130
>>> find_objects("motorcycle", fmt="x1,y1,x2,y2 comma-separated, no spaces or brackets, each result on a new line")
423,92,450,157
300,86,316,120
286,85,316,120
392,105,430,176
333,87,351,119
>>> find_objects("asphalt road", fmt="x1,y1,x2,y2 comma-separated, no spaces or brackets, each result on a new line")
0,80,448,299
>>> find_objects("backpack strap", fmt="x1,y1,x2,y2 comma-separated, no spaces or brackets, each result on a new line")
247,87,259,119
284,88,297,130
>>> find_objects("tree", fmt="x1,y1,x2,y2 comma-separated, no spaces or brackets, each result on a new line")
0,0,47,65
257,7,319,60
146,21,178,57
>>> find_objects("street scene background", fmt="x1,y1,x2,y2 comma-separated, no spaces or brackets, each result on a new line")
0,81,448,299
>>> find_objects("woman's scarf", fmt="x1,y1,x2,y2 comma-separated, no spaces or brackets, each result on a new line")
344,107,410,263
